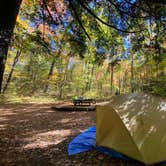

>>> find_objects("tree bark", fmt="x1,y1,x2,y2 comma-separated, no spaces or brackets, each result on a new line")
0,46,8,93
0,0,22,93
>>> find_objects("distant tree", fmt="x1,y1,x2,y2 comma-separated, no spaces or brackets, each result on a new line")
0,0,166,94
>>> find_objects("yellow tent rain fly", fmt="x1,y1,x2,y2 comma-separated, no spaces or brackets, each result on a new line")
96,93,166,164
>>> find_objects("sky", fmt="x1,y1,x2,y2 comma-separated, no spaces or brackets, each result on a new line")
23,0,133,58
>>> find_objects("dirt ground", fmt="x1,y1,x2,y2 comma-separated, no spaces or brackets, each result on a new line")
0,103,164,166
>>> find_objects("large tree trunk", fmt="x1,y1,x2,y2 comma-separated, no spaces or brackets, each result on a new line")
0,47,8,93
0,0,22,93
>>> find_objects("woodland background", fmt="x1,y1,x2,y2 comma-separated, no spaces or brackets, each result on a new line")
0,0,166,102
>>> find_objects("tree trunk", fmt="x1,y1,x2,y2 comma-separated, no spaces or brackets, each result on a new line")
110,65,114,94
0,47,8,93
131,54,134,93
2,48,22,93
88,64,95,91
43,56,56,93
58,85,64,99
118,73,121,95
0,0,22,93
122,76,125,94
85,62,90,91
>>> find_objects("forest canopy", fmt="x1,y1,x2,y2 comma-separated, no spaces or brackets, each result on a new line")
0,0,166,100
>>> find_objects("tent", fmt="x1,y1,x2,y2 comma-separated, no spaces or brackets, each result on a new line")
96,93,166,165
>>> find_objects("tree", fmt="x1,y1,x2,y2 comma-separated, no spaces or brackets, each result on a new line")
0,0,22,93
0,0,166,96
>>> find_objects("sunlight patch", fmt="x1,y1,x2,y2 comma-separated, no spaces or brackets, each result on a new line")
0,111,17,116
160,102,166,112
23,129,71,149
0,124,7,130
59,118,70,123
0,117,9,122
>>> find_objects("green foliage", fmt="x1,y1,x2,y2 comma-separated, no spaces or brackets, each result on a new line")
0,94,57,104
143,76,166,97
83,90,99,99
2,0,166,101
15,57,49,96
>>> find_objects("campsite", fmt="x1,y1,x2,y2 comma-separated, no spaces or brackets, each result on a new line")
0,0,166,165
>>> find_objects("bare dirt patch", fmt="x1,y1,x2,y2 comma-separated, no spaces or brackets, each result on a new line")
0,103,163,166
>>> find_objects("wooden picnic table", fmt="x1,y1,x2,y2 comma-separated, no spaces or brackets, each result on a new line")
73,98,96,106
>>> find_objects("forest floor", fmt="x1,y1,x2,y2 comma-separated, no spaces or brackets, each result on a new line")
0,102,164,166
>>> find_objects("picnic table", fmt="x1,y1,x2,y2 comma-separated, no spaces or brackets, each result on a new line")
73,98,96,106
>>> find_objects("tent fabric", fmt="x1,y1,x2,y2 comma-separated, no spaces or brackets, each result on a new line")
68,126,130,160
96,93,166,165
68,126,96,155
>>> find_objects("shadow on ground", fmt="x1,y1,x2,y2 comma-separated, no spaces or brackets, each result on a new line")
0,103,165,166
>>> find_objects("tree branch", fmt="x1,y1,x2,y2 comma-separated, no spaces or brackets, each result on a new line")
76,0,141,33
107,0,149,19
42,0,57,25
143,0,166,5
68,0,91,40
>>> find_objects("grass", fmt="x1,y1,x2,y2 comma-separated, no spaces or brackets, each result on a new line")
0,94,58,104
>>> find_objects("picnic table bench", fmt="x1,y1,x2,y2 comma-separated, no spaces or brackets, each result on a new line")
73,98,96,106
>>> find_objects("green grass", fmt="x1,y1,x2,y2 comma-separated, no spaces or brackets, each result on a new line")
0,94,58,104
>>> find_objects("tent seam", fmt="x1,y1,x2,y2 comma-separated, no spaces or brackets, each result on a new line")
112,107,146,163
